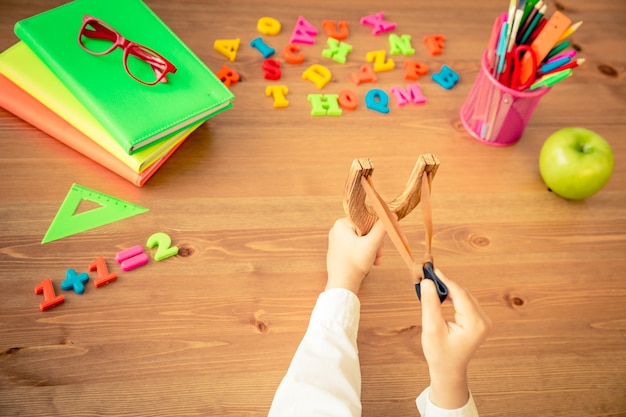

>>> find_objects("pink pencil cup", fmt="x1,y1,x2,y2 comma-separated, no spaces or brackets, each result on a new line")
460,51,550,146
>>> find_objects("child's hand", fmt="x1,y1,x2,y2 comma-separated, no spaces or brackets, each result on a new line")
420,269,491,409
325,218,387,294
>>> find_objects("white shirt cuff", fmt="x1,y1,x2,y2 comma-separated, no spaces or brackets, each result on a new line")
416,386,479,417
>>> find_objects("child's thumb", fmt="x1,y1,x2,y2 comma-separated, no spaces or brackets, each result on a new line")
420,278,444,333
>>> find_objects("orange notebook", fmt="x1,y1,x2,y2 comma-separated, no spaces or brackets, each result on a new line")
0,74,199,186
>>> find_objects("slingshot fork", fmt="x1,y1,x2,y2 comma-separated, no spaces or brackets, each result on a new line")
343,154,448,302
343,154,440,236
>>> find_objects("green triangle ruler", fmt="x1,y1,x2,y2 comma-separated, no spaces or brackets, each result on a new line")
42,183,149,244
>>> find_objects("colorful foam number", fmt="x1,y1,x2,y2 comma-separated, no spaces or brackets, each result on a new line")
302,64,331,89
338,89,359,110
250,36,275,58
61,268,90,295
322,38,352,64
89,256,118,288
365,89,390,114
34,230,181,311
360,12,396,35
257,17,281,36
350,64,377,85
266,85,289,108
403,60,429,81
366,50,395,72
213,39,240,61
389,34,415,56
290,16,318,44
35,277,65,311
215,65,240,87
283,43,305,64
262,59,281,80
432,65,459,89
423,34,446,56
321,20,349,40
390,83,426,106
307,94,342,116
146,232,179,262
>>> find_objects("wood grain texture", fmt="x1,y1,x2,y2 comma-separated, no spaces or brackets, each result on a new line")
1,0,625,416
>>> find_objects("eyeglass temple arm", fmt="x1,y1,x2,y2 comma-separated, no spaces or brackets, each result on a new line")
82,21,117,42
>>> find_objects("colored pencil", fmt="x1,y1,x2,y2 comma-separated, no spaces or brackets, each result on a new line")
545,39,571,60
545,50,576,63
520,3,547,44
526,18,546,45
517,0,543,43
538,55,572,75
557,20,582,43
529,68,573,90
542,58,586,76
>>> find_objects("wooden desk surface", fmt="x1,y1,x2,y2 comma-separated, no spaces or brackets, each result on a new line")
1,1,625,416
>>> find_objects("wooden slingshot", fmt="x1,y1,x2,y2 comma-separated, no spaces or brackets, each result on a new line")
343,154,440,236
343,154,448,302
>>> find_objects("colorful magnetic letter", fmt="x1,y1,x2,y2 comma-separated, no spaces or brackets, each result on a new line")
35,278,65,311
403,60,429,80
350,64,377,85
262,59,282,80
389,34,415,56
338,90,359,110
423,34,446,55
302,64,331,89
147,232,179,261
360,12,396,35
321,20,349,40
61,268,90,295
322,38,352,64
257,17,281,35
365,89,390,114
432,65,459,89
307,94,342,116
366,50,395,72
390,83,426,106
215,64,240,87
290,16,318,44
214,39,240,61
89,256,118,288
283,43,305,64
250,36,275,58
266,85,289,108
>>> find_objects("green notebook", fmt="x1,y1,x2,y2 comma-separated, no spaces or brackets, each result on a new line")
15,0,234,154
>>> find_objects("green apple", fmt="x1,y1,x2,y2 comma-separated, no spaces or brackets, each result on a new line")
539,127,614,200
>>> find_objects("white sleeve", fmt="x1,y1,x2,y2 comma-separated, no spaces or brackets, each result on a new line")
416,387,479,417
268,288,362,417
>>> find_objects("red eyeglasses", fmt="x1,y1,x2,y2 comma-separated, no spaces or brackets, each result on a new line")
78,15,177,86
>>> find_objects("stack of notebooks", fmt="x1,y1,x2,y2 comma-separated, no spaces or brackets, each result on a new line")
0,0,234,186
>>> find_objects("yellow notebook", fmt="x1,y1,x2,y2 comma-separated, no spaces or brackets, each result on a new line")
0,42,191,173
